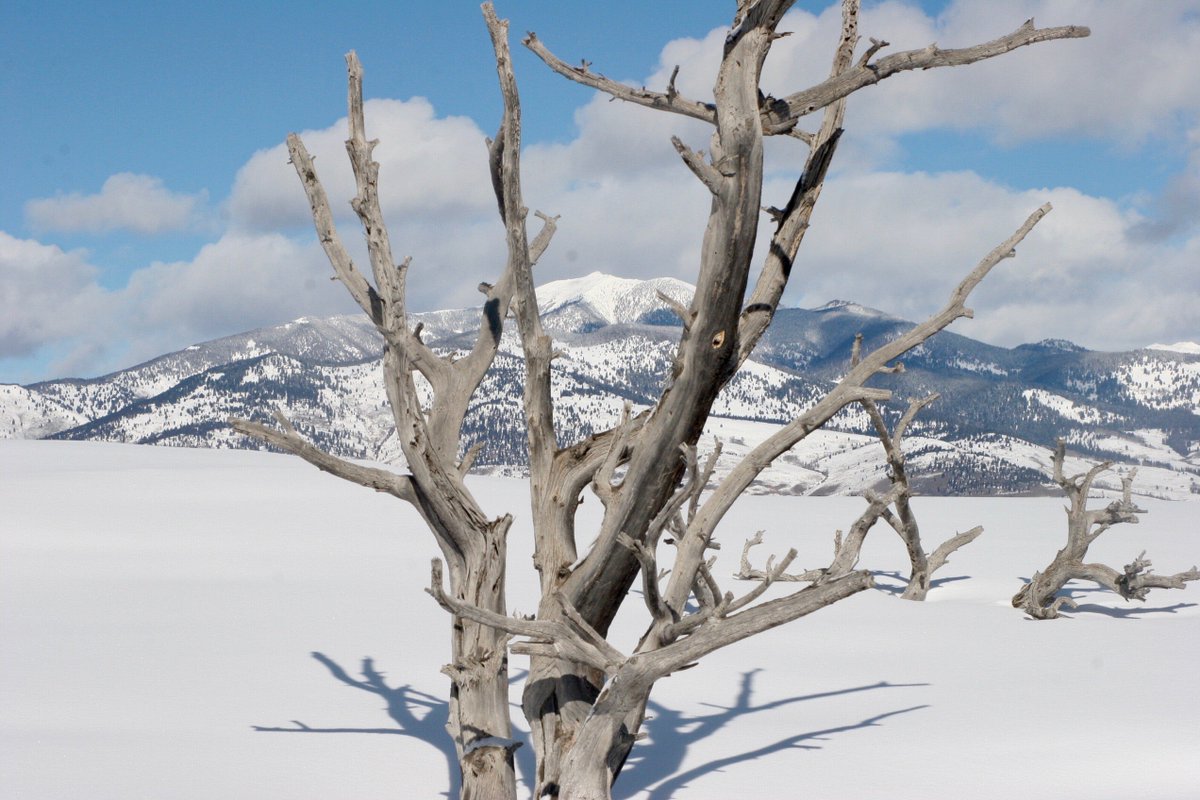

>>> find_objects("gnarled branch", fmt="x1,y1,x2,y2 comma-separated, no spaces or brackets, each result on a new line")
523,32,717,125
1014,440,1198,618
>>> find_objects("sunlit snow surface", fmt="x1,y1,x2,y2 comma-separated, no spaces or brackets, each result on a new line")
2,441,1198,799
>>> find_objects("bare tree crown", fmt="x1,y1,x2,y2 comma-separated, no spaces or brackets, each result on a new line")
232,3,1091,798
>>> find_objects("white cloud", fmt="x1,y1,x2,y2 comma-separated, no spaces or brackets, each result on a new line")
227,98,495,233
216,1,1200,352
784,169,1200,351
25,173,208,235
541,0,1200,228
110,232,357,366
0,228,358,378
924,0,1200,145
636,2,1200,149
0,232,110,360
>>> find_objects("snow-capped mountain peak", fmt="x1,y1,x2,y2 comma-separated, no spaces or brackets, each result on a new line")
813,299,888,317
536,271,694,327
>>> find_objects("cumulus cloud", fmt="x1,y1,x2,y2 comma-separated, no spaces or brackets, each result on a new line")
25,173,208,235
634,2,1200,150
0,232,110,360
782,170,1200,351
227,98,495,233
109,231,359,366
0,228,360,379
123,0,1200,355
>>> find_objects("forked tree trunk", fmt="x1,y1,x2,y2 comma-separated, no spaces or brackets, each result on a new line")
856,384,983,601
515,2,1084,795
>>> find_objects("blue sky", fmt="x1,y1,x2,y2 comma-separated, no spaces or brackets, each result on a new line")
3,1,1199,383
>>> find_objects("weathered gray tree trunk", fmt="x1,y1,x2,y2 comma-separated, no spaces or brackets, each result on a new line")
516,5,1084,794
1013,440,1199,619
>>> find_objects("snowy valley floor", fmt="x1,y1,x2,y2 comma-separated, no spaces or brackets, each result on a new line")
2,440,1198,799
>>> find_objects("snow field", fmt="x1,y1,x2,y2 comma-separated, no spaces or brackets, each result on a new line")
2,441,1197,799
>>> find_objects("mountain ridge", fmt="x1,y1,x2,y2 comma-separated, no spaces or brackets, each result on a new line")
4,273,1198,499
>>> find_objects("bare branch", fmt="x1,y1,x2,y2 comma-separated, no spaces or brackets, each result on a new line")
655,288,695,330
652,571,875,677
618,533,674,626
688,441,723,523
926,526,984,576
857,37,890,68
735,0,855,363
343,52,406,335
530,211,560,265
826,484,907,579
286,134,383,328
734,532,824,583
724,548,800,615
671,136,724,195
762,20,1090,134
524,32,716,125
231,416,416,503
458,441,484,477
1119,554,1200,600
593,401,638,503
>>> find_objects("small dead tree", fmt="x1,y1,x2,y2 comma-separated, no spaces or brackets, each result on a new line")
859,380,983,599
233,3,1088,798
1012,440,1199,619
738,344,983,600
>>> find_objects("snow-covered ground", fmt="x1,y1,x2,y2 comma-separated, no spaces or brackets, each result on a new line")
2,441,1198,799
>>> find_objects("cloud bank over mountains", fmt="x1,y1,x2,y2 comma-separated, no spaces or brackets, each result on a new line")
4,1,1199,382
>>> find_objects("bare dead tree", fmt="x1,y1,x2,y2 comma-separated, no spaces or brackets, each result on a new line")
736,346,983,601
230,6,555,797
233,2,1088,798
850,338,983,599
510,5,1084,795
1012,440,1199,619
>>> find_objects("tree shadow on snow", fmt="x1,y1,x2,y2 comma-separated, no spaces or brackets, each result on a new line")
1018,580,1198,620
870,570,970,596
250,652,536,799
615,671,928,800
1068,601,1196,618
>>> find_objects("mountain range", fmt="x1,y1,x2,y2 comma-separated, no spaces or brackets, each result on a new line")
4,272,1198,500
